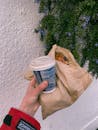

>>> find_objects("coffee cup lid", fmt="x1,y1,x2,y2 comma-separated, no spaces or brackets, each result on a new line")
30,56,55,71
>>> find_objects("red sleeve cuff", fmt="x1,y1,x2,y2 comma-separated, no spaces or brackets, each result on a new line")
2,108,41,130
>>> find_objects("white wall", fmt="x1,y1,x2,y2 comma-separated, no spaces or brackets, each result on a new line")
0,1,98,130
0,0,44,124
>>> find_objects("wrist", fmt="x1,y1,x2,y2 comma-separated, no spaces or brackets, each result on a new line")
19,105,35,117
2,108,41,130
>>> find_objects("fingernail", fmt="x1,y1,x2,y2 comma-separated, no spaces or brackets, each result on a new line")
43,80,48,85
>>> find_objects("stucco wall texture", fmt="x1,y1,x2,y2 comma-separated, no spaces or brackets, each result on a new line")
0,1,98,130
0,0,45,125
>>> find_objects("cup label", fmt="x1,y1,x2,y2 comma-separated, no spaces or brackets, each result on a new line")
34,66,56,92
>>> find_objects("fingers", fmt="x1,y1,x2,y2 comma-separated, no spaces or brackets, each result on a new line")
28,77,48,96
27,77,36,92
29,76,36,87
34,81,48,96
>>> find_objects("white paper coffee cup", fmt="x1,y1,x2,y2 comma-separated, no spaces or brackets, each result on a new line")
30,56,56,93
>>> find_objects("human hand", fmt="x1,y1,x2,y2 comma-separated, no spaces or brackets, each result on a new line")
19,77,48,116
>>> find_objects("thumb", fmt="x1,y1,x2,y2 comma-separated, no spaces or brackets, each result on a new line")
34,81,48,96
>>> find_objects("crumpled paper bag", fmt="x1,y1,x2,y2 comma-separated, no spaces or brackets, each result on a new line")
24,44,93,119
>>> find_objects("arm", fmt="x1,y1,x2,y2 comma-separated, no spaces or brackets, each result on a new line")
0,108,40,130
0,77,48,130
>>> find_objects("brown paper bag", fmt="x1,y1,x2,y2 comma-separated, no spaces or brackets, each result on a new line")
24,44,93,119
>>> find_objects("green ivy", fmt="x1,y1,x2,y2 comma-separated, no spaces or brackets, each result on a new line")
38,0,98,77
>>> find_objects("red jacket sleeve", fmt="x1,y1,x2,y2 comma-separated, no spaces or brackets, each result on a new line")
0,108,41,130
